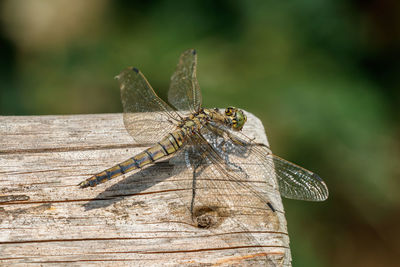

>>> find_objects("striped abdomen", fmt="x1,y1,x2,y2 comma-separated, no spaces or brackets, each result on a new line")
78,130,186,188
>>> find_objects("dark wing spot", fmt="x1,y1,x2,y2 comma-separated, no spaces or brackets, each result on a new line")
132,67,139,73
192,49,197,55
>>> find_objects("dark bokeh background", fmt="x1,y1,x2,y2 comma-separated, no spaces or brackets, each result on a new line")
1,0,399,266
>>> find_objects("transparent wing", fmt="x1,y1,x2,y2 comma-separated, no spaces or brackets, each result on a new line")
168,49,202,113
271,155,328,201
193,128,281,208
202,123,329,201
168,134,280,259
116,67,182,143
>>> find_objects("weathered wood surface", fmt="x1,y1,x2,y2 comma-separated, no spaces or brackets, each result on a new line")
0,113,291,266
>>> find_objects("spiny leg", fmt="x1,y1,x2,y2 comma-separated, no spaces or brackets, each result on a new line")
205,124,248,174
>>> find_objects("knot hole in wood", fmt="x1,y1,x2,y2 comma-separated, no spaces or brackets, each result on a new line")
193,206,226,229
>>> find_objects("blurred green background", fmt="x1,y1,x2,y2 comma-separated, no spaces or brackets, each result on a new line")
1,0,399,266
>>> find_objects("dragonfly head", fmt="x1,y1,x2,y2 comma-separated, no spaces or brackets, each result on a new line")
224,107,247,131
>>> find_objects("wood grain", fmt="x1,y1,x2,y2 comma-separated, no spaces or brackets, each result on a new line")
0,112,291,266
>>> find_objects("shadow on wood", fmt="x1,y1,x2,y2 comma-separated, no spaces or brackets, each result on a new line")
83,160,175,211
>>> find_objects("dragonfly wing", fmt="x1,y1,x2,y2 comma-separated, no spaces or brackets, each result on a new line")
116,67,181,143
168,135,280,258
168,49,202,113
271,155,329,201
192,129,279,210
203,123,329,201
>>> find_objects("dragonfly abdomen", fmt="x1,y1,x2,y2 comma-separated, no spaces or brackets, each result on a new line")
78,130,186,188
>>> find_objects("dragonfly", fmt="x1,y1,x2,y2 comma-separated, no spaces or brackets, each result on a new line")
78,49,328,223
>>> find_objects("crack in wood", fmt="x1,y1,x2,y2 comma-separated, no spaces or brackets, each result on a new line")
0,143,152,155
0,231,289,245
92,245,290,254
0,188,189,206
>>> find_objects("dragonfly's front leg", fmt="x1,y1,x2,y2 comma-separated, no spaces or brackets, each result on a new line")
204,125,248,175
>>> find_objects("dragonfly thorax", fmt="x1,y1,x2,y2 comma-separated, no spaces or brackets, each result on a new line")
178,107,247,135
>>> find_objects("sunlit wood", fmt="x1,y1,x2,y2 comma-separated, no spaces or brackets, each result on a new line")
0,113,291,266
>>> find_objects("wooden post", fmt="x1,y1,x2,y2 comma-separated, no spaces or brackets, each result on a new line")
0,113,291,266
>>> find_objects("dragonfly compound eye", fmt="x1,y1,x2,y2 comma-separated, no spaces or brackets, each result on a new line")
232,109,247,131
225,107,234,116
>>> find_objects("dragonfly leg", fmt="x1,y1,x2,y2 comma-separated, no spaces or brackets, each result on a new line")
188,149,207,219
205,124,248,175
